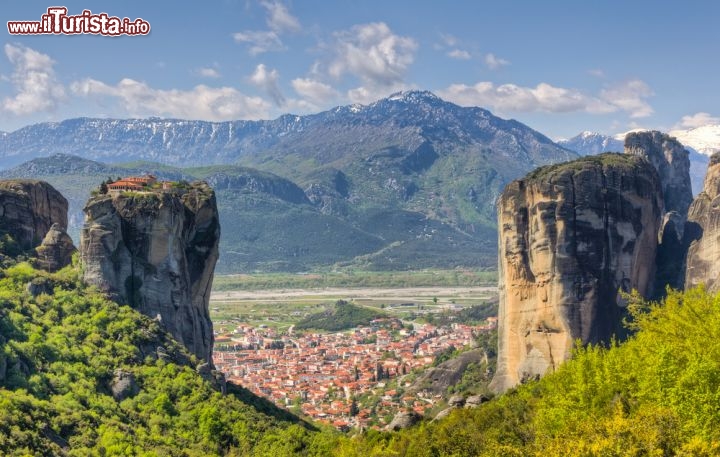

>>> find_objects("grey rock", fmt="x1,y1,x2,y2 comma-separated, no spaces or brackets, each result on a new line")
405,348,489,396
625,131,694,294
110,369,139,401
433,407,454,421
625,130,693,217
686,152,720,292
448,395,465,408
385,411,421,431
465,394,490,408
35,223,76,272
80,182,220,364
0,180,68,251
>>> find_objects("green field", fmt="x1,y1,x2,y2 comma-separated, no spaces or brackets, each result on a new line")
211,269,497,291
209,271,498,331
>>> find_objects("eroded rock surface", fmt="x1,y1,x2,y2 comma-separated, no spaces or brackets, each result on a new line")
0,180,68,250
625,131,693,293
35,223,76,272
685,153,720,292
490,154,663,393
385,411,421,431
80,182,220,364
625,131,692,217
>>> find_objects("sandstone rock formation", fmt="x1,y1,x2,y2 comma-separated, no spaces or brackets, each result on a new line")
685,153,720,292
0,180,68,251
490,154,663,393
35,223,76,272
80,182,220,364
625,131,693,217
625,131,694,293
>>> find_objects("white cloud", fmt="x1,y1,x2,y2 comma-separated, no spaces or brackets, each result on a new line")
447,49,471,60
674,112,720,129
291,78,340,105
599,79,654,118
261,0,300,33
439,79,653,118
71,78,270,121
484,53,509,70
249,64,285,106
439,82,599,113
588,68,605,78
2,44,65,115
198,67,220,78
329,22,417,88
233,30,284,55
233,1,299,55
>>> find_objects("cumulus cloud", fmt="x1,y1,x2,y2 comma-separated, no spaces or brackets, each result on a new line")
249,64,285,106
439,82,601,113
234,1,299,55
233,30,284,55
484,53,509,70
2,44,65,115
447,49,471,60
261,0,301,33
198,67,220,78
71,78,270,121
439,79,653,118
329,22,417,88
291,78,340,105
674,112,720,129
599,79,654,118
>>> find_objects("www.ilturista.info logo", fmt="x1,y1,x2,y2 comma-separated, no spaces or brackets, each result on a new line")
7,7,150,36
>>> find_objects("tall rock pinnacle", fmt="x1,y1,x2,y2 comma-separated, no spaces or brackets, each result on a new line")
80,181,220,364
685,153,720,292
490,154,662,393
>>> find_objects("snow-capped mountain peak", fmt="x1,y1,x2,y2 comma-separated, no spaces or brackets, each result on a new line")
557,131,623,156
669,124,720,157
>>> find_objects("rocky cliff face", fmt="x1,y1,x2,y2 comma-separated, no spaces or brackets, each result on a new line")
490,154,663,393
685,153,720,292
0,179,69,251
625,131,693,294
80,183,220,364
625,131,692,217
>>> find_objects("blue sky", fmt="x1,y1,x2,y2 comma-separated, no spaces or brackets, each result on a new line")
1,1,719,139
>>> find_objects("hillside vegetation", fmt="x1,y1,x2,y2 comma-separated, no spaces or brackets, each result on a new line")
295,301,387,332
0,257,340,456
332,287,720,456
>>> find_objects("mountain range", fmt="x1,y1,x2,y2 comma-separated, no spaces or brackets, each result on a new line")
559,130,710,194
0,91,577,273
3,91,718,273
